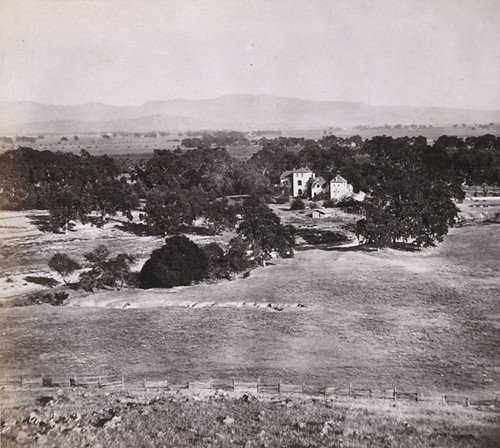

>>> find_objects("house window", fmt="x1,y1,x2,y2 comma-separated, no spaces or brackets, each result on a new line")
298,180,302,185
298,189,302,195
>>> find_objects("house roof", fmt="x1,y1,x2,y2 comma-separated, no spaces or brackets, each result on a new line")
280,170,293,179
331,175,348,183
293,167,313,174
308,176,327,186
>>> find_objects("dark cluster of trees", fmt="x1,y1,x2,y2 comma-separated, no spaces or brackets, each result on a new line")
249,134,500,194
433,135,500,188
140,236,211,288
356,136,463,248
134,147,274,235
181,131,250,148
249,134,500,248
140,194,295,286
0,148,138,231
139,235,256,289
139,205,294,288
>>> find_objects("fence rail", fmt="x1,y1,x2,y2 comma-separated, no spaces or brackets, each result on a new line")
1,375,497,410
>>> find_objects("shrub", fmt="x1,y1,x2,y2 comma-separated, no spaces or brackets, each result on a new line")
48,253,81,283
79,245,135,291
25,291,68,306
225,236,252,274
139,236,209,288
323,199,336,208
203,242,224,263
203,242,227,279
290,198,305,210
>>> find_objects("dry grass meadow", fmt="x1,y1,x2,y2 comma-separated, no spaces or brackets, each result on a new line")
0,200,499,394
1,198,499,447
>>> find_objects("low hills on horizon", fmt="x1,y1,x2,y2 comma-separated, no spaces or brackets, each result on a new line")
1,94,499,134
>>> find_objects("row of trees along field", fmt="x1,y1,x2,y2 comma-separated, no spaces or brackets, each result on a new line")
1,134,499,252
0,148,138,231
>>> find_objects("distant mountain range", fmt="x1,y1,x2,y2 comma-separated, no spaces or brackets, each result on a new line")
1,95,499,134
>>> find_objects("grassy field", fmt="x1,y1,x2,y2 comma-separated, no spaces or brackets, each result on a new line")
0,205,499,396
1,387,499,448
0,134,263,159
279,125,500,141
3,126,500,157
0,134,182,155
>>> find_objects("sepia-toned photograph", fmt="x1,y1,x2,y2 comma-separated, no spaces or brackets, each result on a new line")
0,0,499,446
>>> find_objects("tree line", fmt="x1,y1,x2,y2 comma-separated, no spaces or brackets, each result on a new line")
0,148,138,232
1,134,499,252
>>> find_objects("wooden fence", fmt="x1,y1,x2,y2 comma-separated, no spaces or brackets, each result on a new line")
0,375,497,409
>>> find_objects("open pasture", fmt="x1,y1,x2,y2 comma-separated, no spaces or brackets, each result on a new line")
280,124,500,141
1,134,182,156
0,207,498,396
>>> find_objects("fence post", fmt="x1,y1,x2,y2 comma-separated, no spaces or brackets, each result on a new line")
232,378,235,392
278,382,281,394
466,397,469,407
393,386,397,402
415,391,419,402
257,377,260,394
301,382,304,394
348,383,352,397
442,394,446,405
121,374,125,391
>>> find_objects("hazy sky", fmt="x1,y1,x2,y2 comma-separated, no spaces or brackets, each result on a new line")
1,0,499,109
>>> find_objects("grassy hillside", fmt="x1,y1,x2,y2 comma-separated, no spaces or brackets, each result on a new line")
0,211,498,395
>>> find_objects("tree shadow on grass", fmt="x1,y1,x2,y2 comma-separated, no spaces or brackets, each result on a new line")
28,214,59,233
297,228,348,246
322,242,422,252
114,221,152,236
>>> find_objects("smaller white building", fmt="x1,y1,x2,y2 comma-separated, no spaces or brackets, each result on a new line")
308,176,329,198
330,175,353,200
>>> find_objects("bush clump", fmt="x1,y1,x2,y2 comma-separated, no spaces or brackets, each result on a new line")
78,245,136,292
25,291,69,306
140,235,209,288
290,198,305,210
48,253,81,283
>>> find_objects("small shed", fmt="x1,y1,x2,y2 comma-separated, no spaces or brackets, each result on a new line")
308,209,326,219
